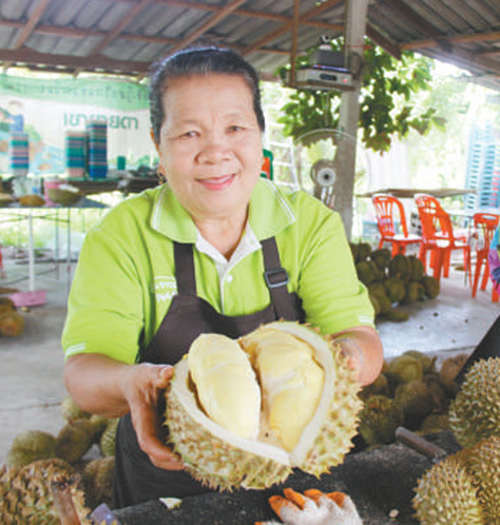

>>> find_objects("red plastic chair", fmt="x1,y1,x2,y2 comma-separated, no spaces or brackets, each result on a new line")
414,194,471,284
372,194,422,256
472,212,499,302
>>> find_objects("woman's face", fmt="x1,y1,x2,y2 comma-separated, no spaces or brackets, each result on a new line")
156,73,263,224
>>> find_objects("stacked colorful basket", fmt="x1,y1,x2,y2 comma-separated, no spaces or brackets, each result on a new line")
10,132,29,177
65,131,87,178
87,120,108,179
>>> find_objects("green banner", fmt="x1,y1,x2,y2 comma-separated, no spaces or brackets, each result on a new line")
0,75,149,111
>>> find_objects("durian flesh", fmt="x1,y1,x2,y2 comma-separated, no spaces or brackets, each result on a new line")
188,333,261,441
165,322,362,491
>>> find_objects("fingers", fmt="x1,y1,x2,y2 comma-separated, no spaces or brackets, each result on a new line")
283,488,308,509
126,363,183,471
325,491,346,507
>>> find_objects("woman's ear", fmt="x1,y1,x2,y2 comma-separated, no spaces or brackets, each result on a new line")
150,128,160,153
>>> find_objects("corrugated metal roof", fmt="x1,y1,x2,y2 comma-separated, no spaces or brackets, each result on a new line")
0,0,497,90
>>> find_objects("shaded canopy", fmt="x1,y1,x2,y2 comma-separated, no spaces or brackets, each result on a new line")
0,0,498,90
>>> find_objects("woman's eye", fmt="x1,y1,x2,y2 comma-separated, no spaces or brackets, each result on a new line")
228,125,243,133
180,131,197,138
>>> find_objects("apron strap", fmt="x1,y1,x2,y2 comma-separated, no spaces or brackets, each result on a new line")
261,237,298,321
174,242,196,295
174,238,299,320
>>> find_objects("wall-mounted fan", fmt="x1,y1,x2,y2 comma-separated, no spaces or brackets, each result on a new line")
293,128,371,209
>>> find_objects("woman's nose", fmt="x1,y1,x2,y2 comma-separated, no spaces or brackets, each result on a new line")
197,134,231,164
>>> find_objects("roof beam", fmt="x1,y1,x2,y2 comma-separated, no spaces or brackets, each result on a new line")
242,0,344,56
110,0,345,29
89,0,153,56
168,0,247,55
0,48,150,74
365,24,401,59
13,0,51,49
402,31,500,50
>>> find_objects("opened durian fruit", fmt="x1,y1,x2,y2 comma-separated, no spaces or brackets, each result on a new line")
164,321,363,490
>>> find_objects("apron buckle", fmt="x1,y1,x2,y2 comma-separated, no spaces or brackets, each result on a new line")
264,267,289,288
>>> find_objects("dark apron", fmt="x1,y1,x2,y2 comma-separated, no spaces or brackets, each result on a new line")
113,237,305,508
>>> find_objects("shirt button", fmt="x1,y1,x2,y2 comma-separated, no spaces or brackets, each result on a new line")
226,274,233,283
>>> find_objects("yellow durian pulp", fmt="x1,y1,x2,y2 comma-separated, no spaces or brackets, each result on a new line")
240,328,324,451
187,333,261,440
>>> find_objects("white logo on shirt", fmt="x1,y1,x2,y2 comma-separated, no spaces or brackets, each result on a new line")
154,276,177,303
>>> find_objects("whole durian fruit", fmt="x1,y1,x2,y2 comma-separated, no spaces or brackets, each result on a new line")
61,395,91,422
448,357,500,448
404,350,436,374
412,453,484,525
55,419,99,464
6,430,57,468
0,310,25,336
439,353,469,395
384,277,406,303
164,322,362,490
386,354,424,384
419,413,449,435
82,456,115,509
359,372,390,400
408,255,424,281
100,418,119,457
463,436,500,524
394,380,434,430
421,275,440,299
358,394,403,446
0,458,91,524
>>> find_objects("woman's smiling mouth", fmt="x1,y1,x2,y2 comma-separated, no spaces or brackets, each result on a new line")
198,174,236,190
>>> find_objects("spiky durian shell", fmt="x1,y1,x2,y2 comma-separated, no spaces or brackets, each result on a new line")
358,394,403,446
448,358,500,448
165,321,362,491
463,436,500,524
100,418,119,457
0,458,91,524
6,430,57,468
412,453,484,525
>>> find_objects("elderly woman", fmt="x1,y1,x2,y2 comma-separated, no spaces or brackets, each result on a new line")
62,46,383,508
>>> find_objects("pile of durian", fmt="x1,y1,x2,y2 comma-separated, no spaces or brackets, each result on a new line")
0,296,25,337
357,350,468,447
349,243,440,322
412,357,500,524
0,396,119,522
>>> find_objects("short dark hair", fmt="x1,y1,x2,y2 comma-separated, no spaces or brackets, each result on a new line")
149,46,265,144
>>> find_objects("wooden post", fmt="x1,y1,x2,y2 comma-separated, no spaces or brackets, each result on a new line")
335,0,369,240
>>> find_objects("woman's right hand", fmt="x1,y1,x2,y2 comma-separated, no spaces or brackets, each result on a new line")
120,363,185,471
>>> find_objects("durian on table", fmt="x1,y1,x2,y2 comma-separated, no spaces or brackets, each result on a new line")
164,321,363,491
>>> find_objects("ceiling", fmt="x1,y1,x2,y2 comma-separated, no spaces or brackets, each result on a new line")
0,0,499,90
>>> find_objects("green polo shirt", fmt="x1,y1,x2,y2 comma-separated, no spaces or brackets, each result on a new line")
62,179,374,364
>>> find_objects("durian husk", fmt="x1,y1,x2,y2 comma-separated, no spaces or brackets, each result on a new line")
165,322,362,491
6,430,57,468
448,357,500,448
82,456,115,509
0,458,91,524
412,453,484,525
0,311,25,337
463,436,500,524
100,418,119,457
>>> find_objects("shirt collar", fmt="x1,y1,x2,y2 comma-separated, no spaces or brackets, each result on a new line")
150,178,296,242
